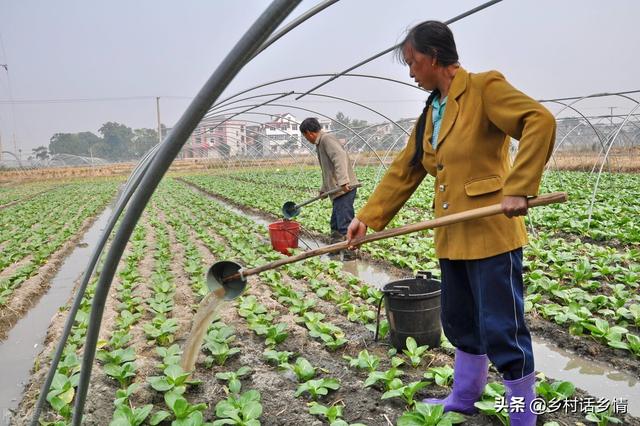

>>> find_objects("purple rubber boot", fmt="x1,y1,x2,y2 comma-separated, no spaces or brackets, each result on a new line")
423,349,489,414
504,372,537,426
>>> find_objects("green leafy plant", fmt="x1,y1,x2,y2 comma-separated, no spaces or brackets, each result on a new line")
627,333,640,356
215,366,252,394
343,349,380,372
397,402,465,426
156,344,183,369
320,333,348,351
382,380,429,407
424,366,454,387
97,347,136,366
150,390,210,426
204,341,241,367
473,382,509,426
403,337,429,368
264,323,289,347
46,372,79,420
535,375,575,401
147,364,201,394
104,361,137,388
143,316,178,346
111,403,153,426
364,367,403,391
262,349,294,365
282,357,316,382
585,406,623,425
212,389,262,426
295,378,341,400
307,402,366,426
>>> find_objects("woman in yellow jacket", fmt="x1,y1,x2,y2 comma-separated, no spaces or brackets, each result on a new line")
347,21,555,426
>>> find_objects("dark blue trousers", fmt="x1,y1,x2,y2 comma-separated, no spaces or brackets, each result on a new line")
439,248,534,380
330,189,356,235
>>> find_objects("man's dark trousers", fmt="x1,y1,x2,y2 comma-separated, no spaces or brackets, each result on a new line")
330,189,357,236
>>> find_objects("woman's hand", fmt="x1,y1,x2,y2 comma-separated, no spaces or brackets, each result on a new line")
346,218,367,248
502,195,528,217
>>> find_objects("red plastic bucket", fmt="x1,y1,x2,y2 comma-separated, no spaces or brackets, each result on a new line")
268,220,300,255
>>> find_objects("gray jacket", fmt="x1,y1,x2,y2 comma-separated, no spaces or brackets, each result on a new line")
316,132,359,200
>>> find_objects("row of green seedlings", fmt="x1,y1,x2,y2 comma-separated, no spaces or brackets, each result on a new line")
0,179,59,206
202,167,640,244
179,174,436,272
238,293,364,426
168,179,389,341
157,182,359,424
280,181,640,357
195,189,608,425
111,209,213,426
158,181,568,424
44,223,146,425
106,209,225,426
524,237,640,356
151,193,266,425
0,185,114,306
162,181,608,424
94,223,150,425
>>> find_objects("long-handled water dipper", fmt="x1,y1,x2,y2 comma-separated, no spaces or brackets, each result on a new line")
209,192,568,297
281,183,362,220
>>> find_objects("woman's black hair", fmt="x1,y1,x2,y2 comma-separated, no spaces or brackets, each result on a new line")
396,21,458,167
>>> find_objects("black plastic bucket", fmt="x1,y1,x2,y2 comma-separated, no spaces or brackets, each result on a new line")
376,271,442,350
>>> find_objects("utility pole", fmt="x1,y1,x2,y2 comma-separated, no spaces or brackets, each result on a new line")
156,97,162,145
610,106,615,125
0,64,6,161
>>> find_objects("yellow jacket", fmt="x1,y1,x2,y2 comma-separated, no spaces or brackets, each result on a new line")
357,68,556,260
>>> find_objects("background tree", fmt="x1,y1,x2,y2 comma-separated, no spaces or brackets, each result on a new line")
130,128,158,157
49,131,101,156
95,122,134,160
32,146,49,161
334,112,368,141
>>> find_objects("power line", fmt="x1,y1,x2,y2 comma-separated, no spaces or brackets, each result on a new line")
0,95,193,105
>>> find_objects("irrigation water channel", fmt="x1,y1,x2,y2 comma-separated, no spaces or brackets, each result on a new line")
188,184,640,417
0,205,113,423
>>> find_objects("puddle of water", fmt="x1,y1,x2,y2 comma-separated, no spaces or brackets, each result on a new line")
533,336,640,416
187,182,640,416
341,260,401,290
0,206,113,419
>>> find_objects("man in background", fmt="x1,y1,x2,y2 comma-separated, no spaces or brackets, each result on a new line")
300,117,359,259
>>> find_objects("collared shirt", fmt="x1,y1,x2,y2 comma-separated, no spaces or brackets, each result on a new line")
431,96,448,150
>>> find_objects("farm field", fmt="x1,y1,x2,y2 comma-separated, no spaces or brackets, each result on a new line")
2,170,638,426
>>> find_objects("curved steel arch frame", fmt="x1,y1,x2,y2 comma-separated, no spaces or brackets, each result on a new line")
62,2,302,424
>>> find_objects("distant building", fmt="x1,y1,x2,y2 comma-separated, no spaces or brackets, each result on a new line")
183,113,334,158
263,113,301,154
186,117,247,158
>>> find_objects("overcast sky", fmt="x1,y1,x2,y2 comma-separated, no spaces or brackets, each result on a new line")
1,0,639,153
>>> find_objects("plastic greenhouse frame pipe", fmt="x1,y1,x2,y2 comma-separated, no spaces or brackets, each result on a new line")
295,0,503,100
70,1,301,423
